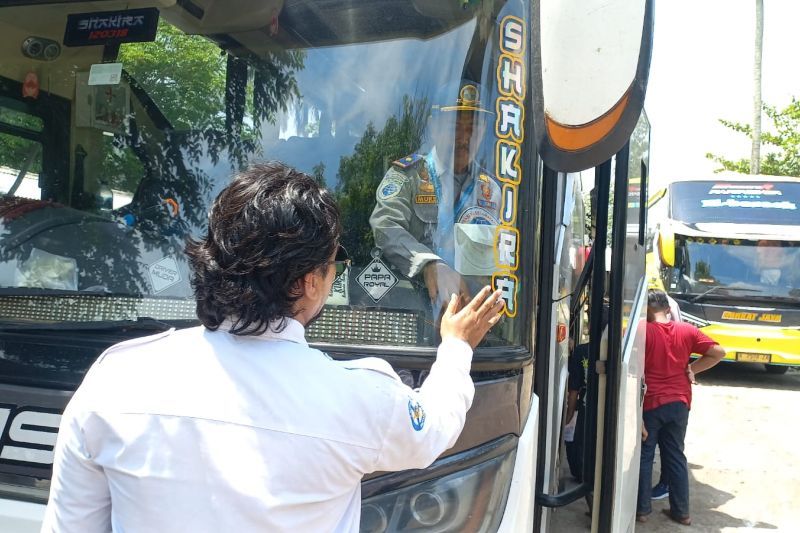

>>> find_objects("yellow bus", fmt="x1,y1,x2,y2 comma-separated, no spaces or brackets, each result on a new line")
650,175,800,374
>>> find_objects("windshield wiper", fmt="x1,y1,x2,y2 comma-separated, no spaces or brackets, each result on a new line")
690,286,763,303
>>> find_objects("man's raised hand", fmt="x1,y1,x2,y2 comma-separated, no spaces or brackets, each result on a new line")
440,286,505,349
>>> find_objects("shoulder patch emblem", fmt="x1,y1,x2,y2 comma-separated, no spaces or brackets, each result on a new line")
393,153,423,169
408,399,426,431
379,180,403,200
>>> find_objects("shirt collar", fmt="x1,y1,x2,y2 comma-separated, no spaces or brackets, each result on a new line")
217,317,308,346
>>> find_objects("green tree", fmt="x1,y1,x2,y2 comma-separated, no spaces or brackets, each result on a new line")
91,19,303,231
119,20,227,131
706,98,800,177
0,108,43,183
336,96,428,264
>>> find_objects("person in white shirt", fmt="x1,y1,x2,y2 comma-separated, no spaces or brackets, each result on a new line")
42,161,504,533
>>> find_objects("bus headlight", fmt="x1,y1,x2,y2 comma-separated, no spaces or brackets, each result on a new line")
360,448,516,532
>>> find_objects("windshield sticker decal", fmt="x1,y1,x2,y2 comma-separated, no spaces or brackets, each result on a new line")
702,183,796,209
408,399,426,431
327,269,349,306
492,15,526,317
700,198,796,210
492,272,519,318
88,63,122,86
494,226,520,270
501,184,517,225
356,258,398,303
148,257,182,293
708,183,782,196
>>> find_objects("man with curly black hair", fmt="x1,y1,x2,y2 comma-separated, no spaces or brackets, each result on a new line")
43,161,505,532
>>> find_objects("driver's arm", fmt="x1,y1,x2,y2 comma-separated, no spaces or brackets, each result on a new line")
369,168,441,278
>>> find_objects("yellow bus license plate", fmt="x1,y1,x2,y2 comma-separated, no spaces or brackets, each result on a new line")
737,352,771,363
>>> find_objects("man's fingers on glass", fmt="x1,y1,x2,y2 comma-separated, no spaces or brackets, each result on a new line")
445,293,459,316
466,286,492,311
476,288,502,316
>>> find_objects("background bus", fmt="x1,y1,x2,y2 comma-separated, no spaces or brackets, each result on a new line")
649,174,800,374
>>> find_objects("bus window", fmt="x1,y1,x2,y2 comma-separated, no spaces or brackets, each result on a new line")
0,100,43,199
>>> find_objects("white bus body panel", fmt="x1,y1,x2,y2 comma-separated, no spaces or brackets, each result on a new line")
0,499,45,533
498,393,539,533
611,281,648,533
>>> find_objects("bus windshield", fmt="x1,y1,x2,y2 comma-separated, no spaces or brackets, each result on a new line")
0,0,531,349
670,180,800,226
668,237,800,303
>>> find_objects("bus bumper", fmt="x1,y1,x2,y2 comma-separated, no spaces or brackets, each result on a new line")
700,323,800,366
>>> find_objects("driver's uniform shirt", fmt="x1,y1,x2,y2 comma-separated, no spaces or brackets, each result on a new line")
42,319,474,533
370,148,502,279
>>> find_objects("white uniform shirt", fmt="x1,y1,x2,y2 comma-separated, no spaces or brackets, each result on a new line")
42,319,474,532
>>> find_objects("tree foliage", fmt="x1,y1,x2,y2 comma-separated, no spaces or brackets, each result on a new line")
706,98,800,176
0,107,43,180
96,19,303,227
335,96,428,264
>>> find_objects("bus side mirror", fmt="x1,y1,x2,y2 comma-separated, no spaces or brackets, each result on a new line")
532,0,654,172
657,230,675,267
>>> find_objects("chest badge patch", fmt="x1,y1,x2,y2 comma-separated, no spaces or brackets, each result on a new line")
408,399,426,431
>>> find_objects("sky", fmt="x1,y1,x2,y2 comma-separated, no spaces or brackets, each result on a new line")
645,0,800,192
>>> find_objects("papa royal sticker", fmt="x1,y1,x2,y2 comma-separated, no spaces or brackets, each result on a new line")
408,399,426,431
356,257,398,302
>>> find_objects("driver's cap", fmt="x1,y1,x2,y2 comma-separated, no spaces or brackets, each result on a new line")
433,79,491,114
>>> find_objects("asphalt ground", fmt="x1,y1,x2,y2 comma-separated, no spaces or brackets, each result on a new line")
550,363,800,532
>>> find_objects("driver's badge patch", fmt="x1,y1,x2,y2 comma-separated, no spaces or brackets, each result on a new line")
408,399,426,431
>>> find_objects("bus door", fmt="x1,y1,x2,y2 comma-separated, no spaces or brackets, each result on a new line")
532,170,587,532
593,112,650,533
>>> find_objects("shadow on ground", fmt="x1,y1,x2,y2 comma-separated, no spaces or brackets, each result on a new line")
639,462,779,532
696,363,800,391
551,453,781,532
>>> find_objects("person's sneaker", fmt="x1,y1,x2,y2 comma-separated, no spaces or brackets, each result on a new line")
651,482,669,500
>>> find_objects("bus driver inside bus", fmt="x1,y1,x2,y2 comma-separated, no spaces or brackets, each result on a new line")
370,80,501,318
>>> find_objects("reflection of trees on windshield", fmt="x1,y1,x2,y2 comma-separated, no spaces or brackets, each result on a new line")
694,260,711,281
335,96,428,264
1,21,305,305
106,20,304,226
0,109,43,173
